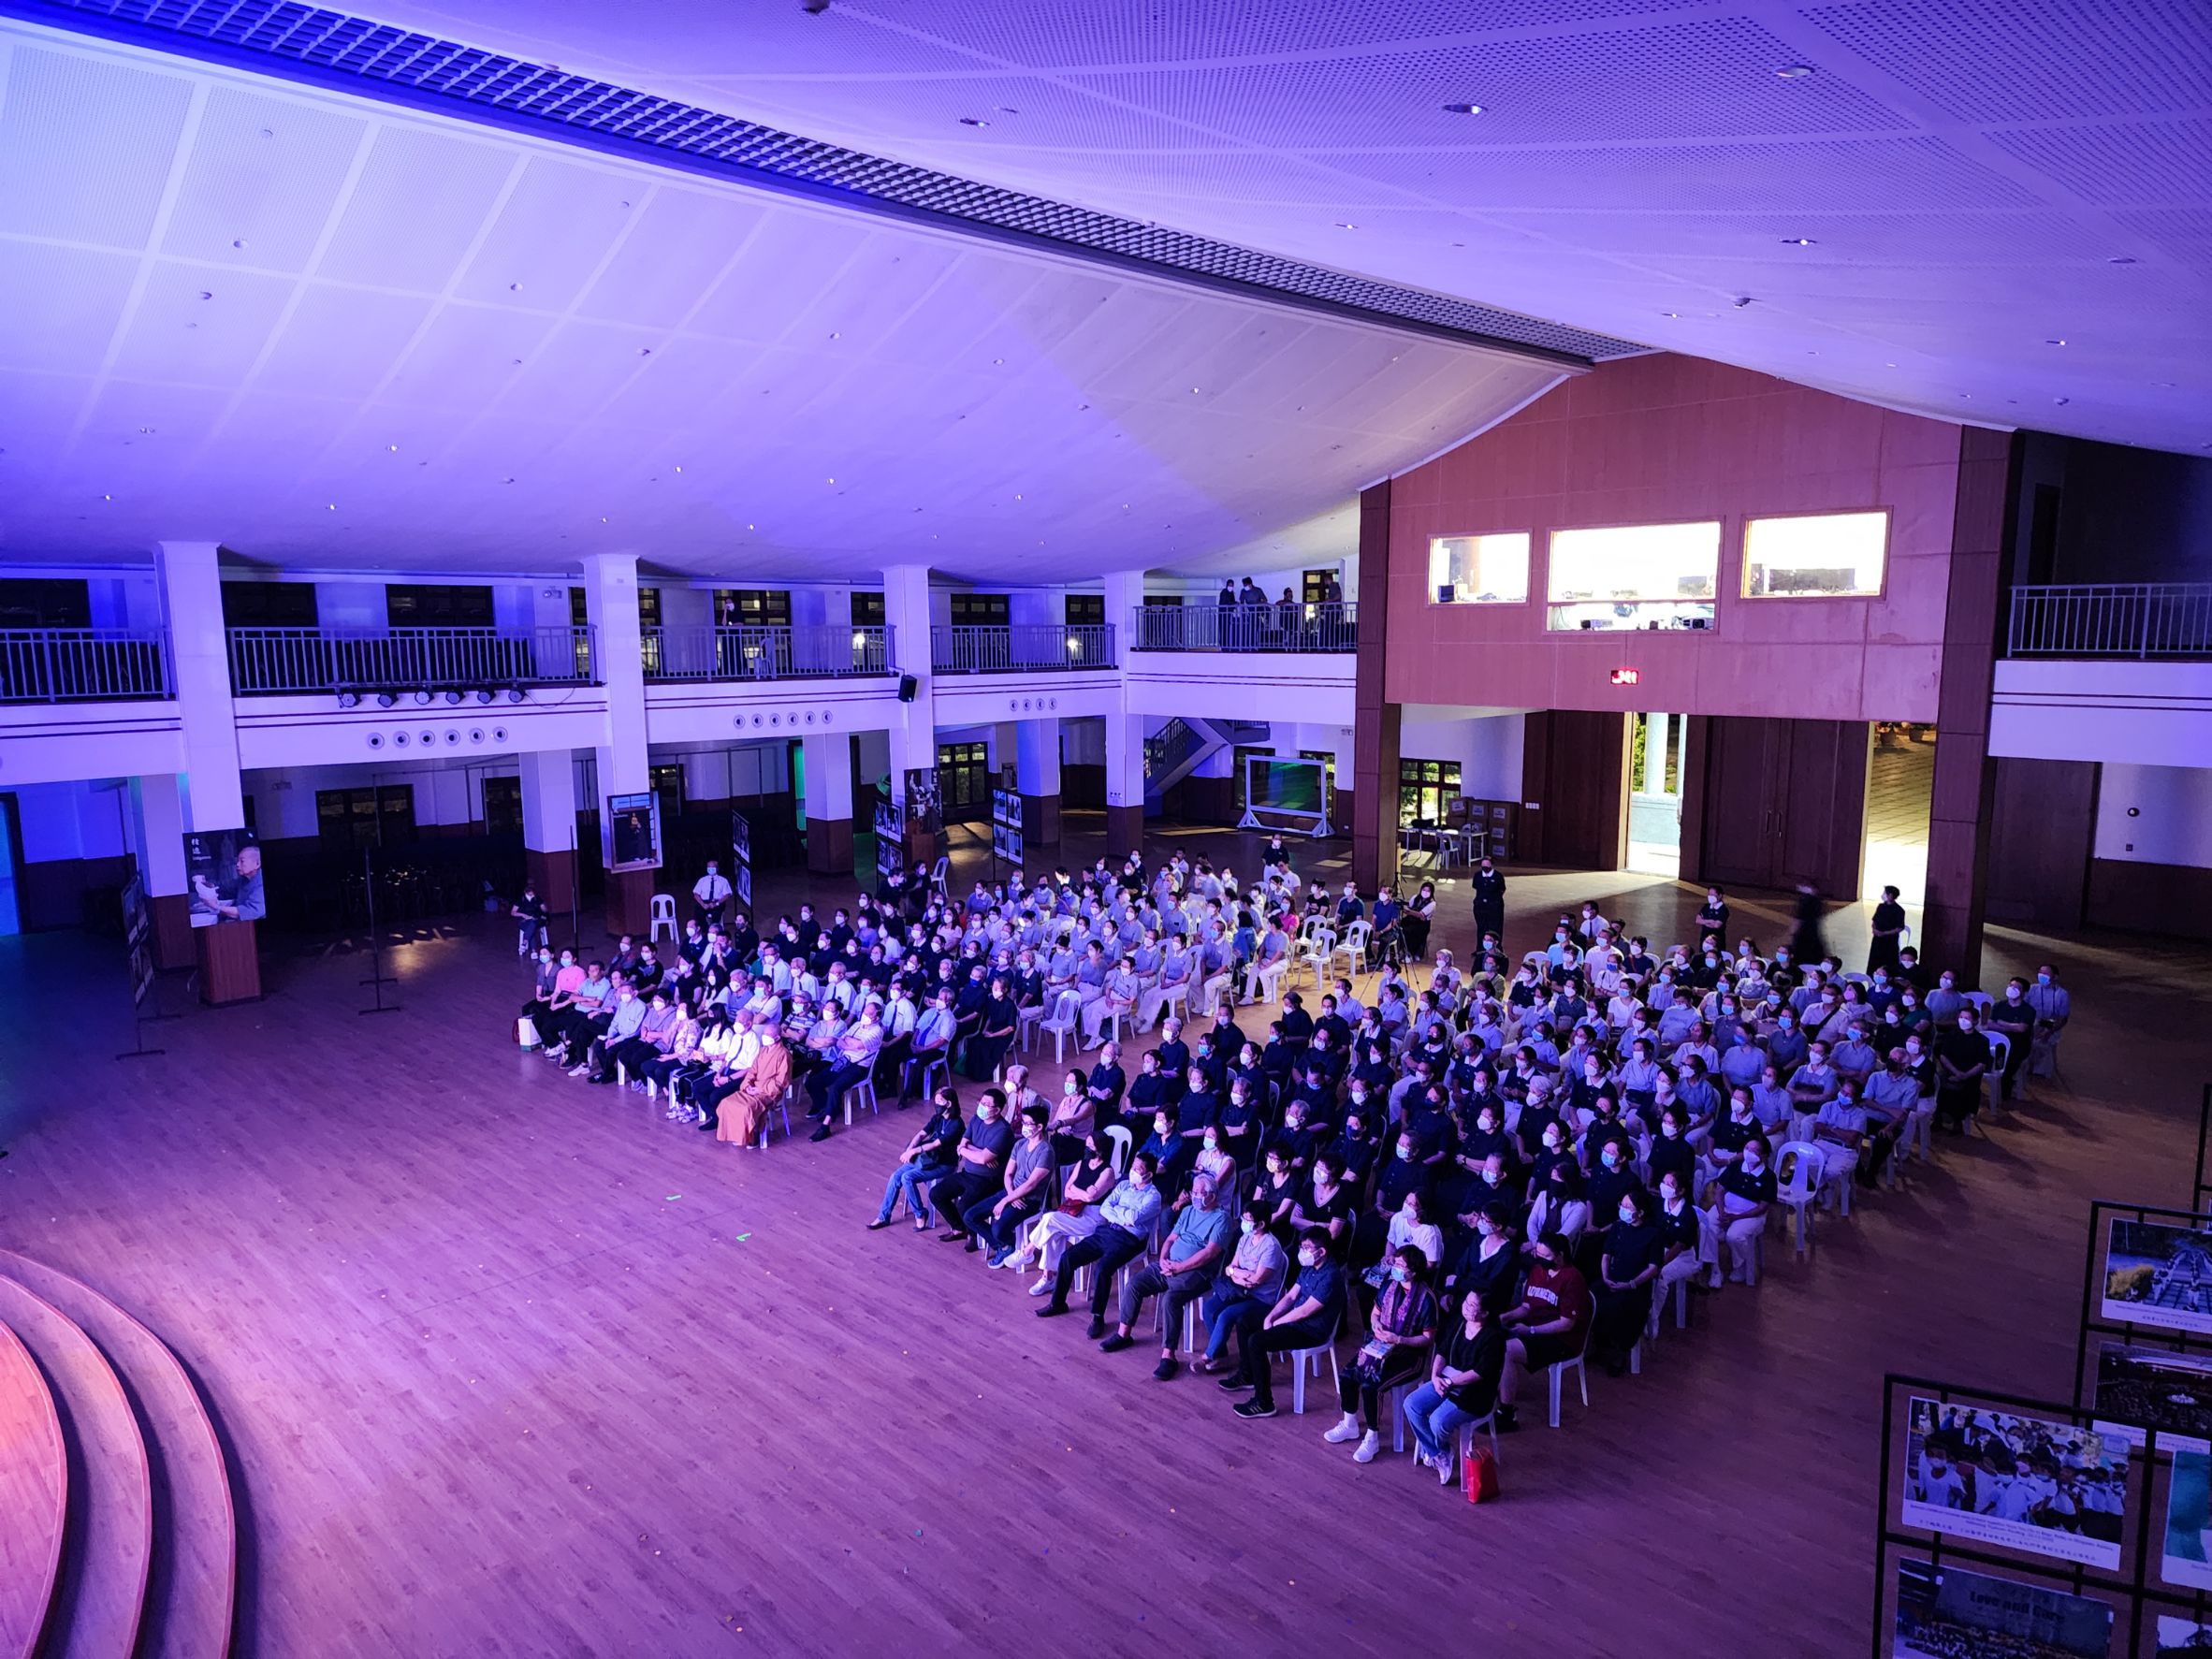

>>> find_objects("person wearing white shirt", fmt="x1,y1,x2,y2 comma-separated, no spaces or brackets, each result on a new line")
691,861,734,925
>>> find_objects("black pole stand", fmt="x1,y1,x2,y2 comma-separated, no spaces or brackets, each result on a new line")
358,849,400,1015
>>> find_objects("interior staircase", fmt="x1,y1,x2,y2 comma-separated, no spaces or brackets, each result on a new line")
0,1250,238,1659
1142,715,1271,809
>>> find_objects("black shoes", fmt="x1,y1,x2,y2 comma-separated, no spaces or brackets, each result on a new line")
808,1126,833,1142
1036,1301,1070,1318
1099,1333,1134,1353
866,1218,895,1230
1233,1399,1277,1419
1153,1358,1180,1381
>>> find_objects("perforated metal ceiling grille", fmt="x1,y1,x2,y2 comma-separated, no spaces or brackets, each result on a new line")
24,0,1643,363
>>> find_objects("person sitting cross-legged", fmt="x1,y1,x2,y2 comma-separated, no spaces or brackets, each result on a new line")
867,1086,964,1232
1034,1154,1165,1338
1099,1171,1231,1378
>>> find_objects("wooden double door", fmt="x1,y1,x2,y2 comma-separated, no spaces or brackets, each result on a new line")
1682,717,1869,902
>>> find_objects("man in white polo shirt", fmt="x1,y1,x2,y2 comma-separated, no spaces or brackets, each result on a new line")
691,860,733,927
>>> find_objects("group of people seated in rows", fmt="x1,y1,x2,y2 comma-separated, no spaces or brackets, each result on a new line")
511,843,2073,1476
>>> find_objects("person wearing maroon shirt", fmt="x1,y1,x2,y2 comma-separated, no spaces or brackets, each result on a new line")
1495,1231,1592,1433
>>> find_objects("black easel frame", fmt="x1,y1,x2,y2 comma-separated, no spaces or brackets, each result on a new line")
358,848,401,1015
2075,1201,2212,1417
2192,1087,2212,1214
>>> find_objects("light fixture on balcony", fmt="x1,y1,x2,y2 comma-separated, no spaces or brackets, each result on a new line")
506,686,528,703
336,691,360,708
375,691,399,708
414,689,433,705
444,689,464,705
474,688,496,705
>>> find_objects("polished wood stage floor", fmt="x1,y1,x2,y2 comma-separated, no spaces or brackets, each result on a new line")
3,821,2205,1657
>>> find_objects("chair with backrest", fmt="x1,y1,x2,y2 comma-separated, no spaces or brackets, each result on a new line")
1103,1124,1134,1175
1039,989,1084,1065
1774,1141,1826,1255
1288,1304,1344,1417
930,855,951,900
1330,921,1372,979
1547,1320,1594,1429
649,894,677,943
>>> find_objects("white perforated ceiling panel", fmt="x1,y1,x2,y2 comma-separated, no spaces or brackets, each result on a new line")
267,0,2212,456
0,20,1570,577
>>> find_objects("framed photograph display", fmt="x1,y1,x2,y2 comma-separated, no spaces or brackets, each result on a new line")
1893,1559,2116,1659
604,792,662,874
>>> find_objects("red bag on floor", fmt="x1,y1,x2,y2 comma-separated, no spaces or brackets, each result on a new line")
1463,1443,1500,1504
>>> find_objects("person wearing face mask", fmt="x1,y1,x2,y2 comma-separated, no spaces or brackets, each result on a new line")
1524,1124,1587,1244
1014,1128,1119,1288
1290,1155,1358,1256
1035,1152,1165,1335
1325,1244,1440,1463
1590,1188,1663,1375
1652,1170,1707,1309
1496,1231,1592,1433
1926,971,1966,1026
1934,1008,1992,1132
1714,1137,1776,1285
1987,978,2035,1102
971,1107,1056,1265
1139,1109,1195,1197
1648,1106,1695,1194
1100,1172,1230,1377
1695,886,1730,951
1470,856,1506,948
1226,1232,1348,1420
1404,1290,1507,1482
1198,1207,1289,1374
1867,883,1907,975
1251,1150,1301,1230
2025,964,2071,1080
869,1086,966,1232
1444,1200,1525,1316
925,1087,1016,1244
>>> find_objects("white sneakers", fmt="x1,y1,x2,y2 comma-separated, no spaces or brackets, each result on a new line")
1026,1277,1052,1297
1353,1431,1380,1463
1323,1413,1361,1444
1437,1452,1456,1485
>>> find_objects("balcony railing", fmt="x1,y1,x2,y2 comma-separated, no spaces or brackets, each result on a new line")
642,623,894,681
2006,583,2212,659
1128,601,1358,652
226,625,596,694
0,628,172,703
930,623,1116,674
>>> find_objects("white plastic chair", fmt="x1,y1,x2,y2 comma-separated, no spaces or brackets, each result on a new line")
1250,960,1288,1008
930,855,951,900
1290,1308,1343,1416
1295,929,1336,992
1962,990,1994,1015
1039,990,1084,1065
1547,1324,1593,1429
1984,1032,2012,1110
1775,1141,1826,1255
1103,1124,1133,1175
841,1076,880,1127
1330,921,1372,979
649,894,677,943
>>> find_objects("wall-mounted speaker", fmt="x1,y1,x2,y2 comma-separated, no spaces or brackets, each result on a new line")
898,674,919,703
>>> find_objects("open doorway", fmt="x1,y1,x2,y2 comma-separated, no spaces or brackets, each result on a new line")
1625,713,1682,877
1862,722,1934,905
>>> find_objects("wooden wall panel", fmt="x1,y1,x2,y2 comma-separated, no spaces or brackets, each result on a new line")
2088,859,2212,942
1521,710,1625,870
1984,758,2096,929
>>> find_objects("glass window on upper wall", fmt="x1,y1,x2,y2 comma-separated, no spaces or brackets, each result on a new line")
1065,593,1105,626
1428,533,1531,604
1545,521,1720,633
1741,511,1889,599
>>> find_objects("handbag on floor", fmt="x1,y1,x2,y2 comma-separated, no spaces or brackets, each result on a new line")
517,1017,542,1049
1463,1442,1501,1505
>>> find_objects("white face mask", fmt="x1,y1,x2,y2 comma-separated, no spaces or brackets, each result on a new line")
1241,1218,1257,1236
1298,1249,1317,1268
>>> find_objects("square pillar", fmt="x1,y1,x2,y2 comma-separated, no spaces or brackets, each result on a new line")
133,774,196,969
883,564,939,863
1016,718,1062,846
580,552,653,937
519,748,579,932
155,540,258,1001
1350,483,1401,891
803,732,855,876
1101,570,1146,855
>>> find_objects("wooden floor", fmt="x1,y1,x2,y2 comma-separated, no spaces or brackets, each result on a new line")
3,821,2207,1658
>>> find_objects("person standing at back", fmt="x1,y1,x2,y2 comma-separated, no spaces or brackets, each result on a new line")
1471,855,1506,950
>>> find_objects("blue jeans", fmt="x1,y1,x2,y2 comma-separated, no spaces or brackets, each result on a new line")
1403,1382,1479,1462
879,1162,945,1225
1201,1291,1270,1361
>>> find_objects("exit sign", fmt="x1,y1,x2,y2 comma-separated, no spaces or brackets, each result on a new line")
1609,667,1640,686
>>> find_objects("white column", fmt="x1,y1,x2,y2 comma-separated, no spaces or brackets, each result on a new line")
883,564,936,807
580,552,648,802
132,773,187,897
153,539,245,830
1101,569,1146,817
519,748,577,853
1642,713,1669,795
802,732,852,822
1014,720,1061,797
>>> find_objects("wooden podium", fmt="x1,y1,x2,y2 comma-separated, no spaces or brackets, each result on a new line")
196,920,261,1004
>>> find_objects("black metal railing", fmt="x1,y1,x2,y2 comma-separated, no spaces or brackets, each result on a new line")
641,623,893,681
929,622,1116,673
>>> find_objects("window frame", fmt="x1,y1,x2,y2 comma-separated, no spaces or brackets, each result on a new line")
1426,531,1534,607
1739,508,1892,602
1542,518,1722,633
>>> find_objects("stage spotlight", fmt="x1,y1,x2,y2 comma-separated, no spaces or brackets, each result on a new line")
414,689,433,705
336,691,360,708
444,689,464,705
473,688,495,705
